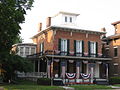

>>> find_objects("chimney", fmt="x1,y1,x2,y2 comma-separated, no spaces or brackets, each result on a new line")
101,27,106,32
38,23,42,32
46,17,51,28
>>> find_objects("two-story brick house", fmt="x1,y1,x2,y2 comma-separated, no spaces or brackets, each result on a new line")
28,12,111,84
103,21,120,77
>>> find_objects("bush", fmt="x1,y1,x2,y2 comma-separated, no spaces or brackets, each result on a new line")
37,78,51,85
109,77,120,84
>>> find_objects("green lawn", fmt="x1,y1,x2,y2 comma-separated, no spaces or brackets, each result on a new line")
2,85,65,90
0,79,65,90
71,85,112,90
0,79,113,90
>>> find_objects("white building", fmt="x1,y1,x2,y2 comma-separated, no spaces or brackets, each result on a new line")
12,43,36,57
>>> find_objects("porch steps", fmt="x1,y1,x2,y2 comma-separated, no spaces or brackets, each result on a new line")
94,79,108,85
95,81,108,85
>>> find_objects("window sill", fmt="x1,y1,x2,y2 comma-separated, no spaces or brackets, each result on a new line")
113,57,118,59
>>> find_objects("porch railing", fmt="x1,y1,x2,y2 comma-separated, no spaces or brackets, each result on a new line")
17,72,47,78
27,50,110,58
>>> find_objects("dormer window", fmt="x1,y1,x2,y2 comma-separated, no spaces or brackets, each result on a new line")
70,17,72,22
65,16,73,23
65,16,67,22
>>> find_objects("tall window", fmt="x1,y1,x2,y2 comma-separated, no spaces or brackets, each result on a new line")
114,47,118,57
25,47,29,56
31,47,35,54
61,39,67,55
65,16,67,22
20,47,24,56
70,17,72,23
40,43,44,53
76,40,83,56
88,41,97,57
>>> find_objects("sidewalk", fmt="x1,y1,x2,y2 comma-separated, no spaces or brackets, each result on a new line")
109,85,120,89
61,86,75,90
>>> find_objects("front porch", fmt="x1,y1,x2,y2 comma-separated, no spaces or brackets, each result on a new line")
27,50,111,84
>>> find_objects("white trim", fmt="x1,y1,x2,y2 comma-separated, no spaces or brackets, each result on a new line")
114,46,118,48
113,63,118,65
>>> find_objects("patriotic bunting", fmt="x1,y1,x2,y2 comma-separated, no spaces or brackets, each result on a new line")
81,73,91,80
66,73,76,79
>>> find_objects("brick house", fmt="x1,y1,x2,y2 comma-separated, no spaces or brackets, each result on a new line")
28,12,111,84
103,21,120,77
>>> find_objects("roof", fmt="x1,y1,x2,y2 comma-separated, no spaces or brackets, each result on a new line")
31,25,106,39
102,33,120,41
12,43,37,47
53,11,80,17
111,20,120,25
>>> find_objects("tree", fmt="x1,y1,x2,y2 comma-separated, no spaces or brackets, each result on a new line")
2,54,33,82
0,0,34,82
0,0,33,53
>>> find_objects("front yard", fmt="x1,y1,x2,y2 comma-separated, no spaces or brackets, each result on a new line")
0,79,114,90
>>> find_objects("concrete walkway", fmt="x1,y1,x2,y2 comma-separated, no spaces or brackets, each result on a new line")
109,85,120,89
61,86,75,90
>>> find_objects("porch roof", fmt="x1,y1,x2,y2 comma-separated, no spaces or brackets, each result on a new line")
46,55,112,61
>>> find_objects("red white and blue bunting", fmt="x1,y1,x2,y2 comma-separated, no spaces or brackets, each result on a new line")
81,73,91,80
66,73,76,79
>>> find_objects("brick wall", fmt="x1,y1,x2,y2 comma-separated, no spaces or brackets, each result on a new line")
32,28,103,54
54,30,102,54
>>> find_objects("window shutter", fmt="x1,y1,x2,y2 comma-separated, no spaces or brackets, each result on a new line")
74,40,76,55
82,40,84,56
67,39,70,55
58,39,61,51
42,42,44,52
88,41,91,56
96,42,98,57
39,44,41,52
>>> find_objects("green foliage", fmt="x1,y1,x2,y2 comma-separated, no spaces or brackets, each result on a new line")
2,54,33,82
37,78,51,85
0,0,33,52
109,77,120,84
0,0,34,82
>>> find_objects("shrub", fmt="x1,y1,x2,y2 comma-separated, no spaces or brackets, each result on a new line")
37,78,51,85
109,77,120,84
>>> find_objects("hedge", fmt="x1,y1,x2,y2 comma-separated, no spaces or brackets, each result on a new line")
109,77,120,84
37,78,51,85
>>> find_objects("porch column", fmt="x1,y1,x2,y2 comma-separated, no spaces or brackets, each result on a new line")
90,63,95,83
61,61,66,79
76,61,81,79
106,63,109,82
38,60,40,72
47,60,51,78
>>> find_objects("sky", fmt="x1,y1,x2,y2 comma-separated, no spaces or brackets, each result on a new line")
20,0,120,43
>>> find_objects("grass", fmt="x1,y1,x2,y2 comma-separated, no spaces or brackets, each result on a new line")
0,79,114,90
0,79,65,90
71,85,112,90
2,85,65,90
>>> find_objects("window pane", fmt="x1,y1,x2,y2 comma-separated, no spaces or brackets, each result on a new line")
70,17,72,22
25,47,29,55
61,39,67,52
20,47,24,56
114,48,118,57
65,16,67,22
76,41,82,53
31,48,35,54
40,43,44,52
